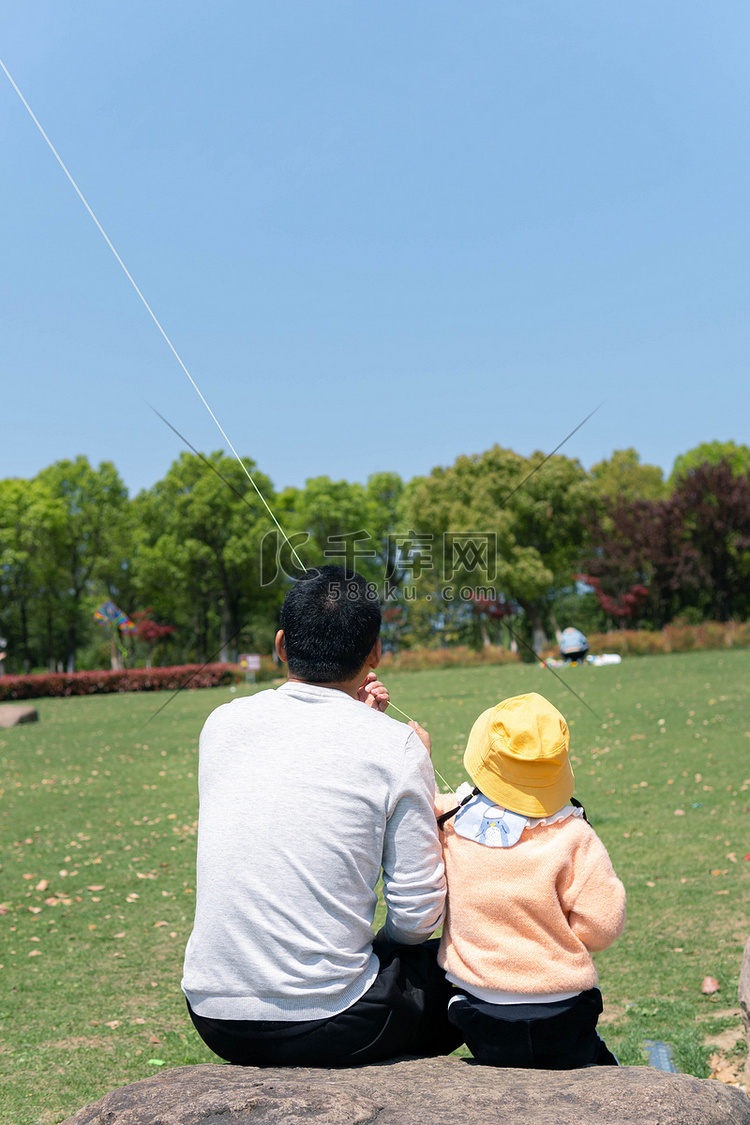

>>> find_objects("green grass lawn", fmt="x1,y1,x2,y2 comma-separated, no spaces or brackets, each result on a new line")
1,650,749,1122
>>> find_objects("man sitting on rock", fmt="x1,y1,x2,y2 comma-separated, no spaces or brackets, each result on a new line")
182,565,461,1066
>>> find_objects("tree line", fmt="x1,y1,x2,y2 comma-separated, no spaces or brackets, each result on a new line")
1,440,749,674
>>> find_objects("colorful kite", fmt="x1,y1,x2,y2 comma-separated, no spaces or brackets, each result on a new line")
93,601,136,634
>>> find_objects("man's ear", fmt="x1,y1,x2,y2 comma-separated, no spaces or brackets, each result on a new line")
275,629,288,663
367,638,382,670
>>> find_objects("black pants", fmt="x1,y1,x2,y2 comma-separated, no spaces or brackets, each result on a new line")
447,987,618,1069
187,938,464,1068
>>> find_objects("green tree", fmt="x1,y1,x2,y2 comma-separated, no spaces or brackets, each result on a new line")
670,441,750,486
279,473,404,592
406,447,595,651
0,477,61,672
33,458,130,672
133,452,280,663
590,448,667,502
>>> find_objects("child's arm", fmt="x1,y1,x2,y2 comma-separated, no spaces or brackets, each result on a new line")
566,829,627,952
408,720,431,756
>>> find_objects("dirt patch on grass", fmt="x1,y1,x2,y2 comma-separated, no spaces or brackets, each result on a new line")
707,1026,745,1052
696,1007,749,1093
697,1006,743,1022
599,1003,627,1025
50,1035,113,1051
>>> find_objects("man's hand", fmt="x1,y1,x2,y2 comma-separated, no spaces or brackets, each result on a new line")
357,671,390,712
408,720,432,756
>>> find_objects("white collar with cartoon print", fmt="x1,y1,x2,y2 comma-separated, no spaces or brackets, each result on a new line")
451,782,583,848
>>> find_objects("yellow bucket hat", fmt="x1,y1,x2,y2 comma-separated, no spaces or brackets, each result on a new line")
463,692,574,818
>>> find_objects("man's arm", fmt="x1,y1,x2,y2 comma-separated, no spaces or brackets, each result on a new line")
381,730,446,945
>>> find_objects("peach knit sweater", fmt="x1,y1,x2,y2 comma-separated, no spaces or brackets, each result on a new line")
435,793,626,997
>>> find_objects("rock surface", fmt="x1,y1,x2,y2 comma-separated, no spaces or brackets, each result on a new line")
0,703,39,728
61,1057,750,1125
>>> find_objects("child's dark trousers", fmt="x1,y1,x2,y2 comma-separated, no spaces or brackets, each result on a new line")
447,986,618,1069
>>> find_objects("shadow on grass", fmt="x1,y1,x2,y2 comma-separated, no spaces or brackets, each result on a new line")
605,999,711,1076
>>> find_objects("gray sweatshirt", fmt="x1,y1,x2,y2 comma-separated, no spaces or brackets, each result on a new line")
181,681,446,1021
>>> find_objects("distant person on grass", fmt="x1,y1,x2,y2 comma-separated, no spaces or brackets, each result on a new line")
429,691,626,1069
559,627,589,664
182,565,461,1067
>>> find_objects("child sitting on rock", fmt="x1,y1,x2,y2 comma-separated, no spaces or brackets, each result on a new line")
425,691,625,1069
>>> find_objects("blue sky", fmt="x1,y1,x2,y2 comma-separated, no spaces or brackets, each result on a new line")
1,2,748,497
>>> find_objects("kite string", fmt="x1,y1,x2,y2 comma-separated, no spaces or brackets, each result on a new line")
0,56,305,574
386,700,452,790
1,56,601,785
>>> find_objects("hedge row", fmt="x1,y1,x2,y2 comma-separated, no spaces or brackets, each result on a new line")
380,645,520,672
570,620,750,658
0,663,237,702
2,622,747,700
382,622,750,672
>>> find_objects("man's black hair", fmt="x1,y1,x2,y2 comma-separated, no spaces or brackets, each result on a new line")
280,566,381,683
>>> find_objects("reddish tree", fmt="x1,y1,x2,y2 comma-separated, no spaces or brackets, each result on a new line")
469,595,513,620
577,574,649,624
579,459,750,626
468,594,514,648
669,461,750,621
133,610,176,667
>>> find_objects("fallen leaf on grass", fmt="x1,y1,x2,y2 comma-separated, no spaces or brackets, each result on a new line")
153,921,169,928
148,1034,161,1045
105,1020,120,1029
87,885,105,892
702,977,720,994
35,880,49,892
113,932,125,939
28,950,42,957
674,809,686,816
